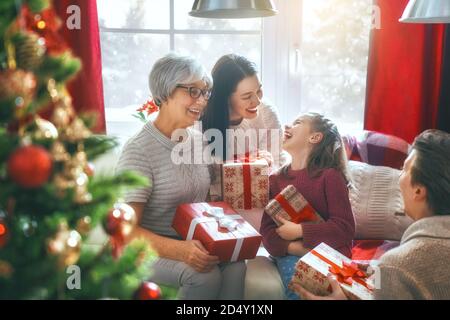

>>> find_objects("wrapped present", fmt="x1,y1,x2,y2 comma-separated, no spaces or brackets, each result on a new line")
222,157,269,210
289,243,374,300
172,202,262,262
208,163,223,202
265,185,323,226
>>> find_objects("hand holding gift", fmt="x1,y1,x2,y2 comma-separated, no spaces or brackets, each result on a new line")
289,243,374,300
289,274,348,300
183,240,220,273
275,216,303,241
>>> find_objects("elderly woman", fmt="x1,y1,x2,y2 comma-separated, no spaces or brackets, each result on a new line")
201,54,287,168
116,53,246,300
291,129,450,300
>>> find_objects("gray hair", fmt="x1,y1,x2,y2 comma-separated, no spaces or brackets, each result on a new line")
149,53,212,106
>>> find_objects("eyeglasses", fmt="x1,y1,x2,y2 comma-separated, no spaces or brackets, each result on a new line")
176,85,212,100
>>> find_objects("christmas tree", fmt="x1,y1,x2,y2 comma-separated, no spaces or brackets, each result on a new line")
0,0,171,299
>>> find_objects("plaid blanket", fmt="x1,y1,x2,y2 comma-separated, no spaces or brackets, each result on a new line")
343,131,411,170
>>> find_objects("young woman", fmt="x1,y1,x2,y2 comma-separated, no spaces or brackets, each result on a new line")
260,113,355,300
201,54,287,168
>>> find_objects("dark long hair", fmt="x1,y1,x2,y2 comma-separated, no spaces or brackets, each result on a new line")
281,113,351,184
201,54,258,160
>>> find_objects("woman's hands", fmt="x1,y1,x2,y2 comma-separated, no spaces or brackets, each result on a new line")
183,240,220,273
289,274,348,300
255,150,274,168
275,216,303,240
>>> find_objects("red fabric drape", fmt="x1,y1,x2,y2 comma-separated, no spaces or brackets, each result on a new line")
364,0,446,143
54,0,105,133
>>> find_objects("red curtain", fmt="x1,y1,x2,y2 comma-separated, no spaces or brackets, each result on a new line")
364,0,446,143
54,0,105,133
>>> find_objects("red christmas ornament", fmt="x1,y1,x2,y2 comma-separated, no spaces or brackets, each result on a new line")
135,282,162,300
7,145,53,188
103,203,137,258
0,217,8,248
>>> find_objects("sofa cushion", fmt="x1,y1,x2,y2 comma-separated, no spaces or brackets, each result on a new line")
349,161,413,240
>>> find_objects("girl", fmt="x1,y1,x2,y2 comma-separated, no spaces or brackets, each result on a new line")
260,113,355,300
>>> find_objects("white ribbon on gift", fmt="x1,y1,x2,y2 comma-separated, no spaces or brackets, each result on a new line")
186,204,245,262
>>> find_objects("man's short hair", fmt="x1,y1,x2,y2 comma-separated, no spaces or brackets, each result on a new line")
411,129,450,215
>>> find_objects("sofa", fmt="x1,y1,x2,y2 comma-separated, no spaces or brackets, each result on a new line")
90,130,413,300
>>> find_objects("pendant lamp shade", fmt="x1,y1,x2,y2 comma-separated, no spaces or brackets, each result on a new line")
189,0,278,19
400,0,450,23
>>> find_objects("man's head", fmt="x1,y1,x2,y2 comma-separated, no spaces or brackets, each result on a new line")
400,130,450,220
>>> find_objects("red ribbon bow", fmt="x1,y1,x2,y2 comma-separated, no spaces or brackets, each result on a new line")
311,250,373,292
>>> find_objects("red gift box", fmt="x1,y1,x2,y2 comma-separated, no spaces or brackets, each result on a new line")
222,157,269,210
265,185,323,226
172,202,262,262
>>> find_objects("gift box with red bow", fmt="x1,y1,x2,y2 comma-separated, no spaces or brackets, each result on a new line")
265,185,323,226
289,242,374,300
172,202,262,262
222,157,269,210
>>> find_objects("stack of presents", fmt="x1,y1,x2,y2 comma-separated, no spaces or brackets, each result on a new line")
172,154,374,300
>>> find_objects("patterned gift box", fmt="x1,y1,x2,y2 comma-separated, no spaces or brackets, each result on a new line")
222,158,269,210
265,185,323,226
289,242,374,300
172,202,262,262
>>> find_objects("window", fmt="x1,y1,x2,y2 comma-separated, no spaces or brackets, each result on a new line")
98,0,262,144
300,0,372,133
98,0,372,143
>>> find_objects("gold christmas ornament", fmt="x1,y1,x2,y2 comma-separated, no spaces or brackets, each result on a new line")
47,79,59,100
73,172,92,204
64,118,91,142
52,104,72,128
0,69,37,110
50,141,70,162
64,156,84,179
47,223,82,267
72,145,88,169
76,216,92,235
15,32,46,71
53,173,75,192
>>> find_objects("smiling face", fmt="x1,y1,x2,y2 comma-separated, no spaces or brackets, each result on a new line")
283,116,322,154
166,79,210,128
229,75,263,122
